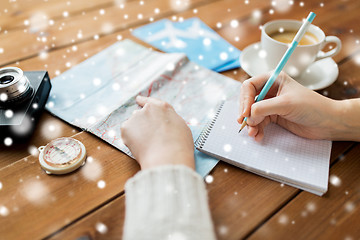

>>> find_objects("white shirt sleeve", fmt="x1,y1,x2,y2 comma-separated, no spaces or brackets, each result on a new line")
123,165,216,240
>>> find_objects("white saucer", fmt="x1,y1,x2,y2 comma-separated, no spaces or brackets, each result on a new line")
240,42,339,90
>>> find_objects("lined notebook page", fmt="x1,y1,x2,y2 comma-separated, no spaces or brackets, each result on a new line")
196,101,332,195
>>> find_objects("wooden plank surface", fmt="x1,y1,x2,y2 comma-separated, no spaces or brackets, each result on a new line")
0,0,115,30
0,132,139,240
0,0,220,67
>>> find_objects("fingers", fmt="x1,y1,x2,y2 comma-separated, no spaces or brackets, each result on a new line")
136,95,164,106
238,80,256,123
248,116,271,142
247,95,290,126
238,72,273,122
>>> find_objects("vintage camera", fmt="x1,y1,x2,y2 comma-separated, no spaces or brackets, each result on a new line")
0,67,51,143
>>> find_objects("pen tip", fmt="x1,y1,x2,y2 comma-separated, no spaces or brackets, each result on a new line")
238,120,247,133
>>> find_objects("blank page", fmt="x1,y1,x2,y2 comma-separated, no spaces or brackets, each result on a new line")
196,101,332,195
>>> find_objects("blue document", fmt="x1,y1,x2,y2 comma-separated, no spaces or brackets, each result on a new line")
132,18,241,72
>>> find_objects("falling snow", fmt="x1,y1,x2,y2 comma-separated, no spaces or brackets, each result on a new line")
306,202,316,213
28,145,39,156
81,157,103,181
329,175,341,187
95,222,108,234
0,206,9,216
97,180,106,189
4,137,12,146
278,214,289,225
223,144,232,152
21,180,50,205
230,20,239,28
205,175,214,183
218,225,228,236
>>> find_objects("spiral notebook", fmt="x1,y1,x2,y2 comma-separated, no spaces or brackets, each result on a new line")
195,101,332,196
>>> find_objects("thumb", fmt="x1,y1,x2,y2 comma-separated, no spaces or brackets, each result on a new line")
247,96,291,126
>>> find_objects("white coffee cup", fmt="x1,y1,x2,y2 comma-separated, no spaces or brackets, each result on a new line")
261,20,341,77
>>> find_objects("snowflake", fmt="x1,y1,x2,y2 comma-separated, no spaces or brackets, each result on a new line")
170,0,190,12
230,20,239,28
95,222,108,234
81,158,103,181
205,175,214,183
189,118,198,125
278,214,289,225
258,49,267,59
223,144,232,152
0,206,9,216
21,180,49,205
218,225,228,236
77,31,83,39
87,116,97,124
272,0,293,12
306,202,316,212
220,52,228,60
4,110,13,118
329,175,341,187
93,78,102,86
252,9,262,19
344,201,355,212
112,83,120,91
354,55,360,65
97,180,106,189
39,51,48,60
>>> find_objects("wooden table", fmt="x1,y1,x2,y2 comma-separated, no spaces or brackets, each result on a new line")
0,0,359,239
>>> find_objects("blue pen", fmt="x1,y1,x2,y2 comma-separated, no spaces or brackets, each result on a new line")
239,12,316,132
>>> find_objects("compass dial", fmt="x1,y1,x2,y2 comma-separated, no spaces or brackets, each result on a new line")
43,138,82,167
39,137,86,174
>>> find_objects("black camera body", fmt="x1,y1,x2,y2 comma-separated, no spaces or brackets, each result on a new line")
0,67,51,144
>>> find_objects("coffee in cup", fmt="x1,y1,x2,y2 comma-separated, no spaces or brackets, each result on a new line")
261,20,341,77
269,30,318,46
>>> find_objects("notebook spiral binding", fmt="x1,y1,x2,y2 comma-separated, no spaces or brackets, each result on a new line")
195,101,225,149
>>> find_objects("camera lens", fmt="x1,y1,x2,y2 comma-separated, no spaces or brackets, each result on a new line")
0,67,33,106
0,75,15,84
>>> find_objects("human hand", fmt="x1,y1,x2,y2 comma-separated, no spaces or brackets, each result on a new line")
121,96,195,170
238,72,343,141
